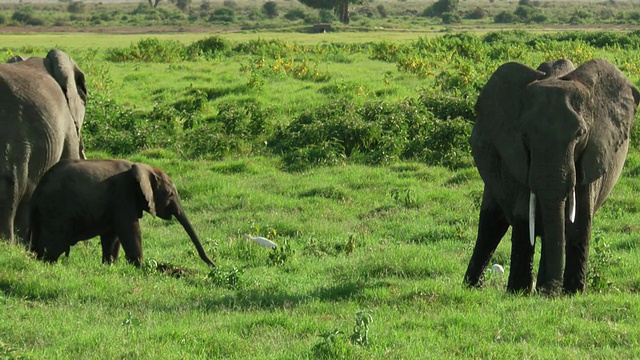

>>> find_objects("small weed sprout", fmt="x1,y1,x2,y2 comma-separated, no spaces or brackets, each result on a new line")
207,266,243,289
268,239,292,266
349,309,373,346
344,233,356,255
312,309,373,357
588,233,620,292
390,188,417,208
141,258,159,273
122,312,142,329
312,329,353,359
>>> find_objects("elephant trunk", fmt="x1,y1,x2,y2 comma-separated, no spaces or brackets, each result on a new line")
535,195,567,295
174,210,216,267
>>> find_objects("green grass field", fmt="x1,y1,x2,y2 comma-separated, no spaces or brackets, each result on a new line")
2,26,640,359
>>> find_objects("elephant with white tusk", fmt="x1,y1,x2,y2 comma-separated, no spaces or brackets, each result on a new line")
463,58,640,295
28,159,216,268
0,50,87,243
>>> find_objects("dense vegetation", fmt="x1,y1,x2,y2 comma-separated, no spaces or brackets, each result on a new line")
2,17,640,360
16,29,640,171
0,0,640,30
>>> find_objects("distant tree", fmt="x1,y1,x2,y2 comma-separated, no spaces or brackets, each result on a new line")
319,8,336,22
284,8,306,21
67,1,85,13
12,6,34,23
376,4,387,18
223,0,237,9
209,7,236,22
465,7,485,20
441,11,461,24
175,0,191,12
494,10,517,23
263,1,278,18
297,0,361,24
423,0,459,17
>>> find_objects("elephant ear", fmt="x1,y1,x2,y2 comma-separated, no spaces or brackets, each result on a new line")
131,163,157,217
44,50,87,132
472,62,545,185
565,59,640,183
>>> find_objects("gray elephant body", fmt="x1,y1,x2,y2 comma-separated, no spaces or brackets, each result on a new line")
0,50,86,242
29,159,215,268
464,59,640,294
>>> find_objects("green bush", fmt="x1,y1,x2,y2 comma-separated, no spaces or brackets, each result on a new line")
420,92,475,122
25,17,45,26
11,6,34,23
67,1,85,13
105,38,187,62
319,9,336,23
441,12,461,24
262,1,278,19
270,98,473,170
186,36,232,59
208,7,236,22
284,8,306,21
494,11,518,23
423,0,459,17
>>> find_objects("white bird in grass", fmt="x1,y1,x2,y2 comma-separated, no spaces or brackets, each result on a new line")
244,234,278,250
491,264,505,275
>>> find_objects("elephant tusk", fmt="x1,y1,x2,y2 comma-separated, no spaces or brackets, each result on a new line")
529,192,536,247
569,188,576,223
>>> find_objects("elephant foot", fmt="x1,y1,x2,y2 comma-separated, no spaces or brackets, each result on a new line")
536,280,564,297
463,266,486,288
506,277,534,295
563,279,586,295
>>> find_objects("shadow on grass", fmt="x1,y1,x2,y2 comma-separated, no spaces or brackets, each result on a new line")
0,278,61,302
198,280,367,312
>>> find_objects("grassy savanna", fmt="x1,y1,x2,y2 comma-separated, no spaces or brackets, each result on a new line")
2,28,640,358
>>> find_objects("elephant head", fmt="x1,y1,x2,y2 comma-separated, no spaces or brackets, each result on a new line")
469,58,640,294
132,163,215,267
536,58,575,79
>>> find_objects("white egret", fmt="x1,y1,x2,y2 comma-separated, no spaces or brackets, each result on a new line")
491,264,505,275
244,234,278,249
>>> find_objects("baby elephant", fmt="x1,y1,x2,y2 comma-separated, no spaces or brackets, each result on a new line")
29,159,215,267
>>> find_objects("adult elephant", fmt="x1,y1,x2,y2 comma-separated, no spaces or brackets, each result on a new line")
463,58,640,295
29,159,216,268
0,50,87,242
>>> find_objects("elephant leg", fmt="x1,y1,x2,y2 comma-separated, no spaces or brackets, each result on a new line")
100,231,121,264
14,185,34,245
563,184,593,293
114,219,143,267
507,217,535,293
464,190,509,288
0,174,19,242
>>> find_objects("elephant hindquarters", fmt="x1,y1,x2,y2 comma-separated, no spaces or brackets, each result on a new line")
0,158,29,242
28,202,70,262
